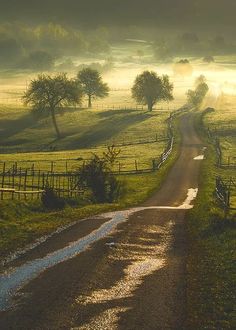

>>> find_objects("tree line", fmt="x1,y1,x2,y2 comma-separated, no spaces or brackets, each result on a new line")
23,68,209,139
23,69,174,138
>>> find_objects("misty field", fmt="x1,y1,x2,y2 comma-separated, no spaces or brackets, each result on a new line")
204,93,236,164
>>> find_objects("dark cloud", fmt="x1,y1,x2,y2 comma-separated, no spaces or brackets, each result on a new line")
0,0,235,30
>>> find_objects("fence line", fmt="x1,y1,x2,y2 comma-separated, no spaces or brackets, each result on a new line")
207,127,236,168
0,107,183,200
215,176,236,216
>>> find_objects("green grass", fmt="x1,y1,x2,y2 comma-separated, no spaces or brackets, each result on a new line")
0,106,170,172
204,94,236,166
0,140,179,262
186,112,236,329
0,106,170,152
0,106,180,262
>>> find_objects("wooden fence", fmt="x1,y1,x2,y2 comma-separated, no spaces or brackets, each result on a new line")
0,108,181,200
0,165,81,200
215,177,236,216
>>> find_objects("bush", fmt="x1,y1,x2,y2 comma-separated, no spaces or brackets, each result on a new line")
77,148,121,203
41,186,65,210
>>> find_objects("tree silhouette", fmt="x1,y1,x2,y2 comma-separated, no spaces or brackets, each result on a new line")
77,68,109,108
23,74,83,138
132,71,173,111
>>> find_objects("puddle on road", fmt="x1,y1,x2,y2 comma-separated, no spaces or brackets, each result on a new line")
74,221,172,329
0,188,198,311
194,155,205,160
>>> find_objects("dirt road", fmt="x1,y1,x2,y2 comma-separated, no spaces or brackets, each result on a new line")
0,112,205,330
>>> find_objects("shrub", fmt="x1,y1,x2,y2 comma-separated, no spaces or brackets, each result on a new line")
41,186,65,210
76,147,121,203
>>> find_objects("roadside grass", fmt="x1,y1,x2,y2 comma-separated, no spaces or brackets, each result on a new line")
0,143,179,262
186,111,236,329
0,107,181,263
204,93,236,167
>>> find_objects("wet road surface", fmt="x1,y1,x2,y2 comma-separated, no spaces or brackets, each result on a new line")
0,112,205,329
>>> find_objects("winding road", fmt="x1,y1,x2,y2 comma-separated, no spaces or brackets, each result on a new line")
0,112,205,330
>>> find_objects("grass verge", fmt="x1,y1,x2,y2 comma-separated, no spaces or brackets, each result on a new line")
186,112,236,329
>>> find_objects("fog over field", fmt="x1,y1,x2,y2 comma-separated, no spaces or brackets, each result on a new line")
0,2,236,330
0,0,236,106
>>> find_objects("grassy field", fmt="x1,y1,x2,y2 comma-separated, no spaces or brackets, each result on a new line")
0,106,169,152
204,93,236,165
186,110,236,329
0,103,180,261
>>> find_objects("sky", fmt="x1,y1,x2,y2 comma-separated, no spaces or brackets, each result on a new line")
0,0,235,31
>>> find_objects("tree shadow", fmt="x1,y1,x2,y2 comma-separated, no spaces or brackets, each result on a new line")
63,111,153,149
0,113,35,142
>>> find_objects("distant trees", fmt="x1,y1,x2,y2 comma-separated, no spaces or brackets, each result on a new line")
203,56,214,63
186,75,209,108
77,68,109,108
132,71,174,111
0,22,111,70
23,74,83,138
173,59,193,77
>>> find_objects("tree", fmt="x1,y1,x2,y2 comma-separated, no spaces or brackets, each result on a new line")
203,56,214,63
187,76,209,108
131,71,174,111
23,74,83,138
77,68,109,108
173,59,193,77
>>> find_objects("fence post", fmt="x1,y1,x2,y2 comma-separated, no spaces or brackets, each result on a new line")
12,168,15,200
18,168,22,200
24,169,28,200
1,162,6,200
38,170,41,199
135,160,138,172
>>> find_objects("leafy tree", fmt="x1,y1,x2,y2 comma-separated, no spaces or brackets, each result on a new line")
187,76,209,108
131,71,174,111
23,74,83,138
77,68,109,108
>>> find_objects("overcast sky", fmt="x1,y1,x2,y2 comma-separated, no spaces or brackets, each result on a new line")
1,0,235,30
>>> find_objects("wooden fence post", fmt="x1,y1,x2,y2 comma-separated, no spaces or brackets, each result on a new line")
1,162,6,200
12,169,15,200
135,160,138,172
24,169,28,200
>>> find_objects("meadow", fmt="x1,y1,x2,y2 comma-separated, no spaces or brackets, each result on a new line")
204,93,236,165
0,54,236,328
0,98,179,259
